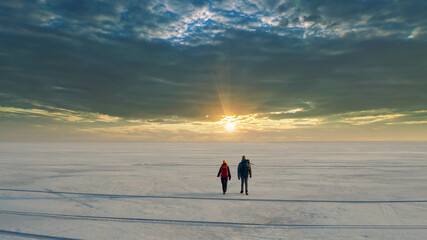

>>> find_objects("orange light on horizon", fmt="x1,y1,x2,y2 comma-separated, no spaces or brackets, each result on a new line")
224,121,236,132
219,115,239,132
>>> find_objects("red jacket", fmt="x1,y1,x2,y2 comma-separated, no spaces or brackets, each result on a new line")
217,163,231,179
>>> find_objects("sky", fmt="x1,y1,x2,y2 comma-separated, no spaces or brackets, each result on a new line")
0,0,426,142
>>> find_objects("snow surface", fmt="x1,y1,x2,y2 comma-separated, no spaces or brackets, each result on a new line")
0,142,426,239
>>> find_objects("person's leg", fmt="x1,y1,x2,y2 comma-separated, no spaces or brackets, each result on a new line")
222,178,228,193
240,178,244,193
244,178,248,194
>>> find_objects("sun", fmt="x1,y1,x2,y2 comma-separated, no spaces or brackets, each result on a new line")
224,122,236,132
219,115,238,132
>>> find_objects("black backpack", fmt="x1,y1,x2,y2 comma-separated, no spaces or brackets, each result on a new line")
241,160,250,176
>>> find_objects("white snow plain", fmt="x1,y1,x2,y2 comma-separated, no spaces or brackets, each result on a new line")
0,142,426,239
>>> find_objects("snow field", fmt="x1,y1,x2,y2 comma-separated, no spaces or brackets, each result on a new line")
0,142,426,239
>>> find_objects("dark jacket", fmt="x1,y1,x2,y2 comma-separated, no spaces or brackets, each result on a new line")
217,163,231,179
238,159,252,179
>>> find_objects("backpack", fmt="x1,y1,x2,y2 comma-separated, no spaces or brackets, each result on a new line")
240,160,251,177
220,164,229,178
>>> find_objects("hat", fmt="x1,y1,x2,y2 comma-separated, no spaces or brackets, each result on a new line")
223,160,227,164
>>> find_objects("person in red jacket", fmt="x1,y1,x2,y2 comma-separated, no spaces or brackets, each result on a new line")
217,160,231,194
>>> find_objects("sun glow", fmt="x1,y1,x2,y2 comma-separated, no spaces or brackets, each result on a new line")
224,122,236,132
219,115,238,132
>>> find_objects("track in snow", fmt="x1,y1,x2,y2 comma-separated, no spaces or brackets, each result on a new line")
1,210,427,230
1,188,426,204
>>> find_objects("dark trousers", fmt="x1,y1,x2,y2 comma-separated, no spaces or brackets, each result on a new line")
241,177,248,192
221,178,228,193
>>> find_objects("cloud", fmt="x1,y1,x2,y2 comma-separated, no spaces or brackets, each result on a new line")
0,104,121,123
387,121,427,125
78,112,322,142
2,0,425,45
1,26,426,121
339,114,406,126
1,1,427,141
269,108,305,115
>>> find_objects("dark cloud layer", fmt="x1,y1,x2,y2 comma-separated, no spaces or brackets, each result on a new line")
1,0,426,123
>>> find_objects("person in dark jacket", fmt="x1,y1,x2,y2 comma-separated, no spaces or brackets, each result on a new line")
217,160,231,194
237,155,252,195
